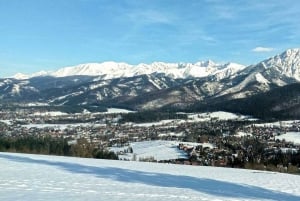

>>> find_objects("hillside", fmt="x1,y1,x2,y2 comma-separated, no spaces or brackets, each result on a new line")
0,152,300,201
196,83,300,120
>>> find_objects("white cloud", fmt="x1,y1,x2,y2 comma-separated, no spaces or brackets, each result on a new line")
252,47,274,52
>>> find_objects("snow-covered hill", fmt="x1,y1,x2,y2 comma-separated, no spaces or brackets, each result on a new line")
13,60,245,80
0,152,299,201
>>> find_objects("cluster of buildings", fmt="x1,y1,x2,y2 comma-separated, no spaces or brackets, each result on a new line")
1,108,300,172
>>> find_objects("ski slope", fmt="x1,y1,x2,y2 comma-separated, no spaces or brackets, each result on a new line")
0,152,300,201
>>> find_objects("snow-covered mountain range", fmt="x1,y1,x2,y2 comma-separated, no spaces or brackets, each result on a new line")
9,48,300,82
1,48,300,117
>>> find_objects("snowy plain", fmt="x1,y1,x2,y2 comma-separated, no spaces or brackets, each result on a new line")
275,132,300,145
110,140,215,161
0,152,300,201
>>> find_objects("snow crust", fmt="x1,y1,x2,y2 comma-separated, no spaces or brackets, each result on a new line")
0,152,300,201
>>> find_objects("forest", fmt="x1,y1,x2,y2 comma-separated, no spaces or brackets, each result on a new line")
0,136,118,160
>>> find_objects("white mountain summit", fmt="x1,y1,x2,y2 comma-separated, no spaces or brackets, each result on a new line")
10,48,300,83
262,48,300,81
12,60,245,80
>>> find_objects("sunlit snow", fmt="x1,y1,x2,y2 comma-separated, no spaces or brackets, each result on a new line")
31,111,68,116
110,140,190,161
253,120,300,128
275,132,300,144
0,152,300,201
110,140,215,161
103,108,135,114
188,111,250,121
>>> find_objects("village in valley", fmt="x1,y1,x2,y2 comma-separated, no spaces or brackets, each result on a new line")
1,107,300,174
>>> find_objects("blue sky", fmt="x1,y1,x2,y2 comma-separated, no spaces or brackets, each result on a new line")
0,0,299,77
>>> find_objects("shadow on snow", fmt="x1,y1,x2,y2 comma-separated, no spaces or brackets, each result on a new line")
1,153,299,201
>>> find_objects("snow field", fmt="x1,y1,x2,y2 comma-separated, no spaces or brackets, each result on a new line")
0,152,300,201
275,132,300,144
110,140,215,161
111,140,189,161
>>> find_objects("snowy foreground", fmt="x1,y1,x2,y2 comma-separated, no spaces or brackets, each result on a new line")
0,153,300,201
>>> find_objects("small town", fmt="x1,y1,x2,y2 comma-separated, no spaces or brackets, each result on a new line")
1,108,300,174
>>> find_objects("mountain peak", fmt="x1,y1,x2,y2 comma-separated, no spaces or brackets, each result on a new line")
280,48,300,58
203,60,216,67
195,60,216,67
261,48,300,65
12,73,29,80
256,48,300,81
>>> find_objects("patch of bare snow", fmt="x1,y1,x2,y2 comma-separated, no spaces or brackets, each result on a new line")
188,111,249,121
31,111,68,116
103,108,135,114
275,132,300,144
235,131,253,137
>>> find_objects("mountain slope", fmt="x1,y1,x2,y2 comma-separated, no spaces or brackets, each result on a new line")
214,48,300,99
186,83,300,119
1,152,300,201
40,74,184,107
112,49,300,113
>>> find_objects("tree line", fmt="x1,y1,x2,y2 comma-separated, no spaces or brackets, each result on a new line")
120,110,187,123
0,136,118,160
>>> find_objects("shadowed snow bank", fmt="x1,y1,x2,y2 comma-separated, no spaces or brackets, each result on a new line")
0,153,299,201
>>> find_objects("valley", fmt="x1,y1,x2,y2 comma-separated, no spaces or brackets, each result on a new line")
1,107,300,173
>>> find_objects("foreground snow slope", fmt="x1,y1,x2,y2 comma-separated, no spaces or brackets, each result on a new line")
0,153,300,201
